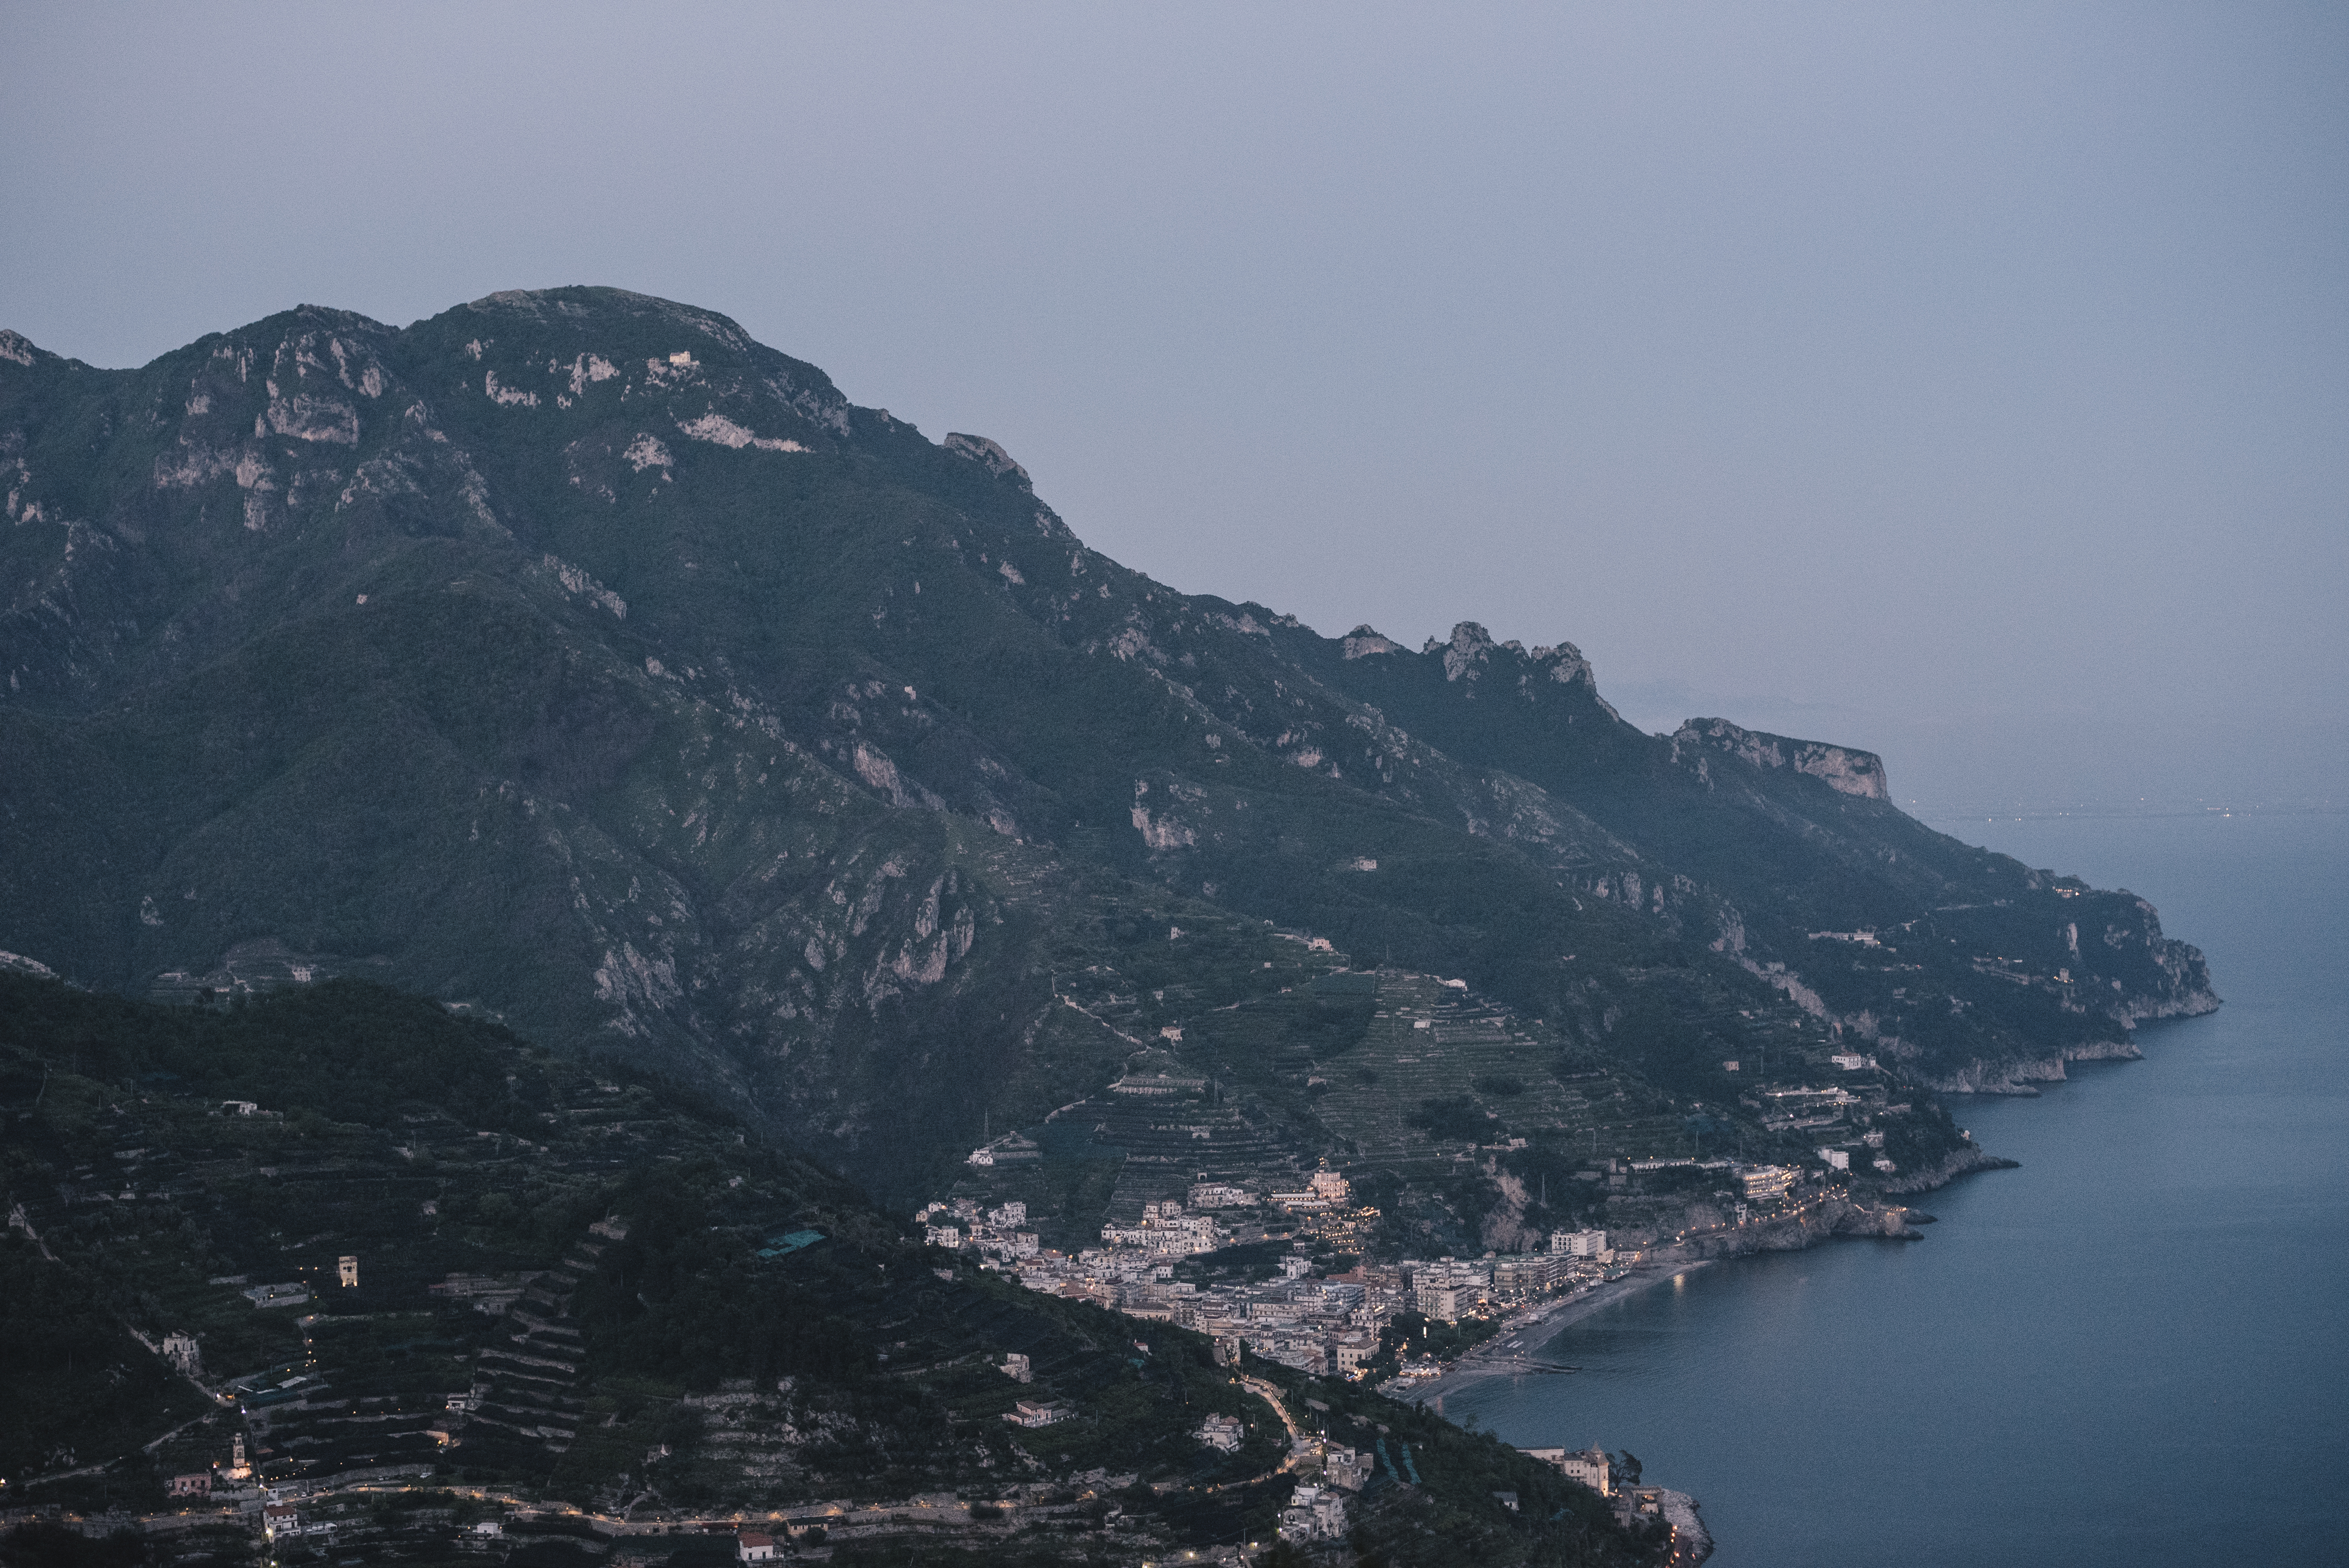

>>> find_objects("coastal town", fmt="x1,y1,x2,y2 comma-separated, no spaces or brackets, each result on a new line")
1,1152,1745,1568
4,948,1938,1568
896,1154,1850,1559
917,1169,1644,1386
0,934,1958,1568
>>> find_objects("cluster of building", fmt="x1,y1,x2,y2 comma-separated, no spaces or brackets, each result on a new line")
235,1254,364,1313
1814,1128,1897,1175
916,1199,1043,1260
1101,1201,1229,1254
1600,1153,1889,1203
1520,1447,1686,1543
1728,1076,1907,1176
1746,1084,1864,1133
1271,1443,1375,1542
924,1170,1628,1382
1277,1479,1354,1542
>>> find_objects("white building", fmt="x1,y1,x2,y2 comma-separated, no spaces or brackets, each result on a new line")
1100,1208,1224,1255
1188,1182,1257,1209
1551,1229,1609,1258
1413,1283,1464,1322
1493,1254,1571,1296
1315,1280,1367,1312
1259,1336,1330,1375
1524,1445,1614,1496
1278,1483,1349,1541
1196,1413,1244,1452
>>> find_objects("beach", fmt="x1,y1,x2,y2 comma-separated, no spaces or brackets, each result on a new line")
1397,1250,1717,1406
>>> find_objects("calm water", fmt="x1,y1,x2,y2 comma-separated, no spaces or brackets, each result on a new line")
1440,813,2349,1567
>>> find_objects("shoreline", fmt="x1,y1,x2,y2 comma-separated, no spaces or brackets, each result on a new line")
1393,1149,2021,1404
1396,1251,1717,1405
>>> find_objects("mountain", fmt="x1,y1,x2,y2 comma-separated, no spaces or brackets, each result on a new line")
0,289,2215,1211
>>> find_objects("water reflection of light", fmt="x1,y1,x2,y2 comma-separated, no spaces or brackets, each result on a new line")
1673,1274,1686,1289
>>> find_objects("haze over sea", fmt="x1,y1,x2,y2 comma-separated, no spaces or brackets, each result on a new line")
1438,810,2349,1566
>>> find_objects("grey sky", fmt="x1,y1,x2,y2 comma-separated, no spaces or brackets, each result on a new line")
5,2,2342,814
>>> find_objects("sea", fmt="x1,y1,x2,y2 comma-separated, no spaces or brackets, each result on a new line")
1436,812,2349,1566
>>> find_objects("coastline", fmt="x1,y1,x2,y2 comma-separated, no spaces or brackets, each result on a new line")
1397,1251,1717,1405
1395,1152,2019,1405
1372,821,2283,1568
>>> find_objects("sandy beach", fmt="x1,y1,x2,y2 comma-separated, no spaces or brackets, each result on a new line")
1398,1249,1716,1405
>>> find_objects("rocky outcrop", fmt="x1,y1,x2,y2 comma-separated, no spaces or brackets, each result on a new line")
1670,1194,1920,1258
1657,1490,1712,1564
1669,717,1890,800
1880,1144,2020,1196
2121,926,2223,1021
1927,1037,2143,1096
1828,1200,1926,1240
942,432,1030,486
1410,621,1616,707
1428,621,1500,682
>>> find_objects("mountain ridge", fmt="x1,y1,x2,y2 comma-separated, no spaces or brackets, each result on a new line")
0,286,2215,1208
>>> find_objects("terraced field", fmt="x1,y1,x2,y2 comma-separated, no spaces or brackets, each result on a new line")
947,966,1765,1254
1300,975,1710,1171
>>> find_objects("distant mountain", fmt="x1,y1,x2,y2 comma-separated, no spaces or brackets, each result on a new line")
0,289,2213,1203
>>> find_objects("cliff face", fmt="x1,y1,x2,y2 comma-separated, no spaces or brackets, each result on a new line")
1669,717,1889,800
0,288,2213,1193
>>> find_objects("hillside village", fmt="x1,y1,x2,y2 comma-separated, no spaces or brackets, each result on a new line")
917,959,1943,1399
3,976,1701,1568
0,939,1952,1568
919,1173,1631,1387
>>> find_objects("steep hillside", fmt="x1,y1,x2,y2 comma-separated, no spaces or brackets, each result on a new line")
0,290,2214,1202
0,976,1666,1568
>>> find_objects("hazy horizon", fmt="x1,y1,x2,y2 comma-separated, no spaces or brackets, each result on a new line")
6,2,2341,818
